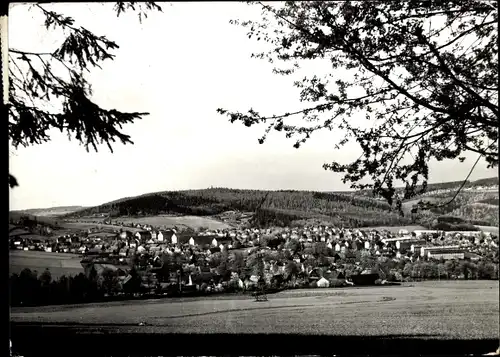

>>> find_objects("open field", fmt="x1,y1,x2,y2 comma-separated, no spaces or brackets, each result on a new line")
474,225,500,234
115,215,232,230
9,250,84,279
60,220,143,232
359,223,499,234
10,281,499,339
61,215,232,231
11,206,86,217
359,225,427,232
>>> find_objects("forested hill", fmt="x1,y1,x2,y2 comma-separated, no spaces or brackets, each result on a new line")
353,177,499,198
63,177,498,228
66,188,409,227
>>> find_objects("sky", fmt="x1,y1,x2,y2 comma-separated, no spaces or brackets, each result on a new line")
8,2,496,211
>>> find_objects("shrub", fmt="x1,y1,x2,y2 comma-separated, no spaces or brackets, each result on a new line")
437,216,465,224
328,278,347,287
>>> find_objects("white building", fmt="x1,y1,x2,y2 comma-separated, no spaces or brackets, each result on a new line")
426,248,465,260
421,245,464,259
413,230,441,238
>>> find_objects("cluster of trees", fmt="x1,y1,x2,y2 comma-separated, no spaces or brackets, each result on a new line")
359,178,499,200
10,214,58,230
252,207,410,228
466,178,499,188
428,215,482,232
411,190,499,227
402,260,499,280
10,269,99,306
452,204,499,227
418,178,498,194
9,215,59,237
10,266,144,307
477,197,500,205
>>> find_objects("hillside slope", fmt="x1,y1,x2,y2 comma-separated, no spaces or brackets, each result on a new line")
64,188,410,228
11,206,86,217
59,177,498,229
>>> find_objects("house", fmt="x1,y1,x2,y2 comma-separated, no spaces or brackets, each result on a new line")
411,244,426,254
135,231,152,241
189,237,195,246
397,239,426,252
454,231,482,238
158,230,177,244
413,230,441,238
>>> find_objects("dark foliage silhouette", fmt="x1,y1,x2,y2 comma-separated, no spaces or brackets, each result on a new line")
8,2,163,187
217,1,498,213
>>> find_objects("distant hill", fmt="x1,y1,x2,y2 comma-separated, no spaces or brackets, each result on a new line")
57,177,498,229
11,177,497,229
10,206,86,217
355,177,499,198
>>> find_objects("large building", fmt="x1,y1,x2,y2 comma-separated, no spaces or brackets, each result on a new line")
421,246,466,260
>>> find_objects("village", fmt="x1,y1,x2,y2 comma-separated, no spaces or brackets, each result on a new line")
9,217,500,299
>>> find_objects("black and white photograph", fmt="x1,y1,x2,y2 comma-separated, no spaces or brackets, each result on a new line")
6,1,499,356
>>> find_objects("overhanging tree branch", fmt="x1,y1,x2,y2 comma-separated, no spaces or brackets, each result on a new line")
8,2,164,188
219,1,498,213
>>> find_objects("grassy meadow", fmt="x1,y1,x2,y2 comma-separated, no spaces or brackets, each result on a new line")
115,215,232,230
10,280,499,339
9,250,84,279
